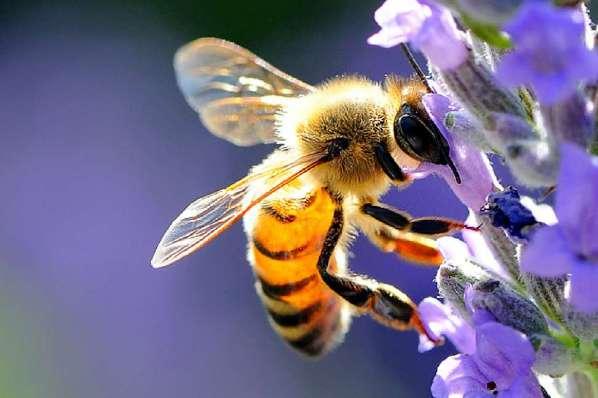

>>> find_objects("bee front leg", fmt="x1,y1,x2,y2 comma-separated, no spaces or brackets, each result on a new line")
360,203,479,265
362,203,478,236
317,202,434,340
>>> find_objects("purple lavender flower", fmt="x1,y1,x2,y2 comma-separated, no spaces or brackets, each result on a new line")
415,93,497,210
437,232,504,278
437,236,471,262
521,143,598,313
418,297,476,354
496,2,598,105
368,0,467,70
431,322,543,398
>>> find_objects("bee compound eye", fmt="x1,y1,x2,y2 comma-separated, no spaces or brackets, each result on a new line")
398,115,427,156
393,108,462,184
393,113,445,165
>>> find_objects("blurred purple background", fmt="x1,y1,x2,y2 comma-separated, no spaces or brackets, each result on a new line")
0,1,475,397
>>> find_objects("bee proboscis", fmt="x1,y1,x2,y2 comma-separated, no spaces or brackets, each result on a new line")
152,38,472,357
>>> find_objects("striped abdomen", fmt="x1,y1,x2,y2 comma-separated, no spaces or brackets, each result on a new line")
244,182,351,357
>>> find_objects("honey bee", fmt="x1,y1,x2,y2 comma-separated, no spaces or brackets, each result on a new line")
152,38,472,357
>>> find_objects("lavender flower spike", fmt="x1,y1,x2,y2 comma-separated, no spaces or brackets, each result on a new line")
431,322,543,398
496,2,598,105
521,144,598,313
368,0,467,70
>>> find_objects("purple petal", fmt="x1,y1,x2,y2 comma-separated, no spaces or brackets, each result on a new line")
420,94,497,210
367,0,428,48
473,322,536,391
566,47,598,82
504,2,584,43
496,52,588,106
411,6,467,70
431,355,488,398
500,373,543,398
495,52,535,90
418,297,477,354
556,143,598,259
497,2,598,105
462,212,505,277
367,0,467,70
569,260,598,313
436,236,471,261
524,70,577,106
520,226,573,277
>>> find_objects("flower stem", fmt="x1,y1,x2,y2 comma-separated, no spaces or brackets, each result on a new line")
584,368,598,398
550,329,577,350
575,340,598,397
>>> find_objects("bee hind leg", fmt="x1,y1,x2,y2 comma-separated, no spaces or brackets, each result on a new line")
317,203,437,342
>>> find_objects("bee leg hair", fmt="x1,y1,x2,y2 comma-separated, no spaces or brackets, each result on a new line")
316,201,433,339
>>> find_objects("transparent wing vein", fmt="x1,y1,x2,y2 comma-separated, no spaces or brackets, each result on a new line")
174,37,315,146
151,150,325,268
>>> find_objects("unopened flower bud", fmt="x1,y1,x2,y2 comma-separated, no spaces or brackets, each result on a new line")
562,302,598,341
468,279,549,336
532,334,573,377
436,262,489,321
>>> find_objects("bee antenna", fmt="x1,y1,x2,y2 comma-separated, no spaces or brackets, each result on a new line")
400,43,435,94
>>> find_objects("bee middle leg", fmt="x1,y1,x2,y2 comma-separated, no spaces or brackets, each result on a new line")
317,202,433,339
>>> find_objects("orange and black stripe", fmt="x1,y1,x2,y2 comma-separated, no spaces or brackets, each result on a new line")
245,184,349,357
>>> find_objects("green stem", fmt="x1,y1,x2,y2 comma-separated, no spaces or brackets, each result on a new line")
550,329,577,350
579,340,598,397
589,369,598,398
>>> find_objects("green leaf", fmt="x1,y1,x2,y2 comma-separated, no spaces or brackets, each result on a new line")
461,13,512,50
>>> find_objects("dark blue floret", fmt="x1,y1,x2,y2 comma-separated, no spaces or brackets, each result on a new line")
480,187,539,242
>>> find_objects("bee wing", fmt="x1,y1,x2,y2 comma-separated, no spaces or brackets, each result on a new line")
151,150,325,268
175,37,315,146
